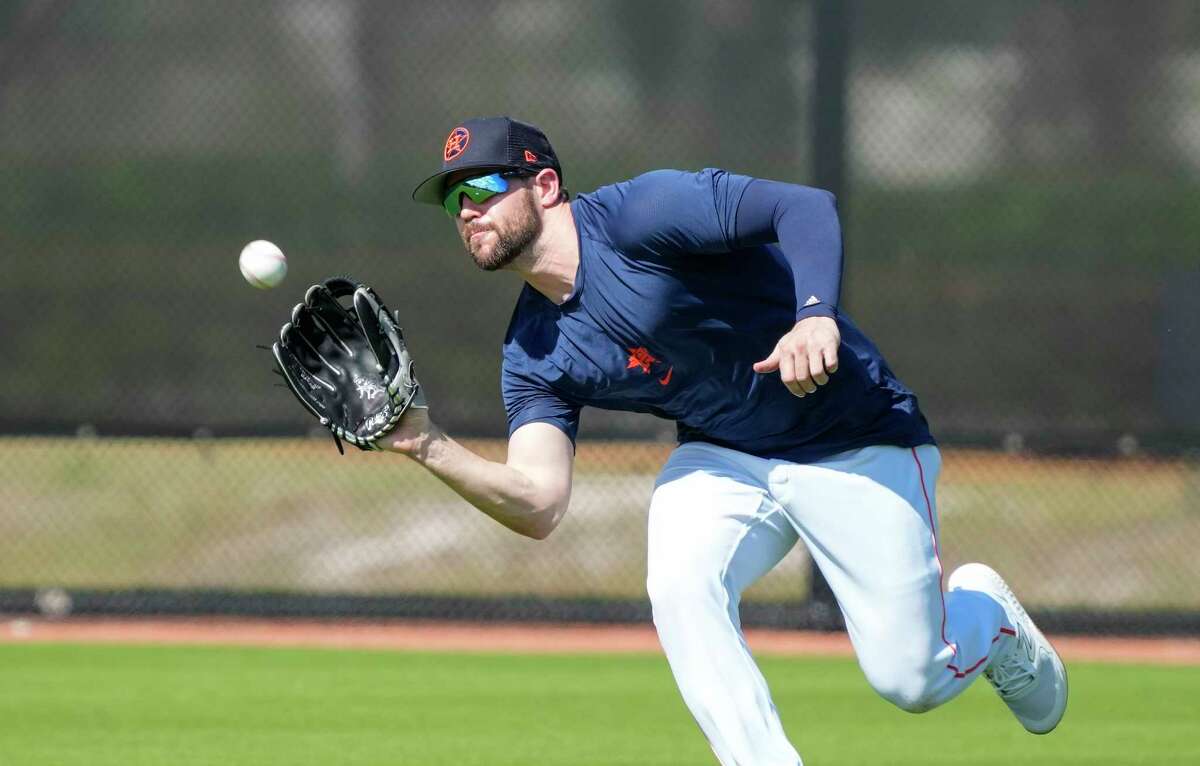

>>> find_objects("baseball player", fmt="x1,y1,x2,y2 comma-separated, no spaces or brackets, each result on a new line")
396,116,1067,763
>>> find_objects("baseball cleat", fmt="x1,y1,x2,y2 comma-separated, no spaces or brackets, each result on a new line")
948,563,1068,734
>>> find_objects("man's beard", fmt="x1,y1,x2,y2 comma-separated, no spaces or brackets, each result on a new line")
462,189,543,272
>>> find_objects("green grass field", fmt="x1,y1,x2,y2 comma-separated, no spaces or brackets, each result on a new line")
1,643,1197,765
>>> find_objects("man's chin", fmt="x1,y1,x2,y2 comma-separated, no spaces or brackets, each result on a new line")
468,243,522,272
469,249,507,272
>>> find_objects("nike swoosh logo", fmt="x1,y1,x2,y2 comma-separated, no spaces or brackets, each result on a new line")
658,367,673,386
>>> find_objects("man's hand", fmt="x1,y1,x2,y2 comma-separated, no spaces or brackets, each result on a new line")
752,316,841,398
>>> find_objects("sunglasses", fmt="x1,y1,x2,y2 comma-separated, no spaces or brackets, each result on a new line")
442,170,529,217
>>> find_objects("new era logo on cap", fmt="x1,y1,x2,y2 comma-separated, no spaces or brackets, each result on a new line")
412,116,563,205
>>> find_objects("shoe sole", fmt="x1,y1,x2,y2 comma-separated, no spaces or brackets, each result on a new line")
948,563,1069,734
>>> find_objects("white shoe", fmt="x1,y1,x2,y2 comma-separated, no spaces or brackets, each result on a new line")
947,563,1068,734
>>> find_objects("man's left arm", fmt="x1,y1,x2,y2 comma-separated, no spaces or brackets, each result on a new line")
732,179,843,399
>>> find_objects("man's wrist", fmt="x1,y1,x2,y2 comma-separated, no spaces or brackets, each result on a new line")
795,304,836,322
388,422,442,462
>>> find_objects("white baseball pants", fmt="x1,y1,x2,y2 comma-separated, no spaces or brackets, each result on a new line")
646,442,1011,765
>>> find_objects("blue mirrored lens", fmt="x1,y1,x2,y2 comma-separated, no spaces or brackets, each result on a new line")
463,173,508,193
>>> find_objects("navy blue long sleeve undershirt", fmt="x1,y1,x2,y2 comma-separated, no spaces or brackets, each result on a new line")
600,169,845,323
732,178,844,322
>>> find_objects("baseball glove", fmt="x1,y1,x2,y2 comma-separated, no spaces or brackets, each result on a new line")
272,277,425,453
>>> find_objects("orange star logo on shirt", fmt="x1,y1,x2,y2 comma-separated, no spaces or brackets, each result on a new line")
627,347,657,374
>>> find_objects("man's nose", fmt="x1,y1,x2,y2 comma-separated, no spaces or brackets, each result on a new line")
458,197,484,222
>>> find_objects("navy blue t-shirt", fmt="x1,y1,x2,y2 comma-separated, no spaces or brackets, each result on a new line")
501,168,934,463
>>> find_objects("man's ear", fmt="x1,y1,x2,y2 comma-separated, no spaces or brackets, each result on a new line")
532,168,562,207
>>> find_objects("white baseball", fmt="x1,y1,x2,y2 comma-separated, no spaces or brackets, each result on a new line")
239,240,287,289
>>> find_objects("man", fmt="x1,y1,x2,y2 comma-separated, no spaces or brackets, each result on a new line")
396,116,1067,764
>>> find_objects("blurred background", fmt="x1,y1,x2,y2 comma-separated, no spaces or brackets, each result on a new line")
1,0,1197,634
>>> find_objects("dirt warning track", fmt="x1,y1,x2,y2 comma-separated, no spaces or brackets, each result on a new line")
4,617,1198,665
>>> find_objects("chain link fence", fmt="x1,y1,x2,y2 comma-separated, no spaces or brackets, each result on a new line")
2,0,1198,634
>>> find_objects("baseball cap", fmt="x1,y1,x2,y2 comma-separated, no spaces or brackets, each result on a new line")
411,116,563,205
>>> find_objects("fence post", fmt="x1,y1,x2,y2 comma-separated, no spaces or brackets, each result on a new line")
809,0,851,627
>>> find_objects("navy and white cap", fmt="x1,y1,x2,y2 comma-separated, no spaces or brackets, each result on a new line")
411,116,563,205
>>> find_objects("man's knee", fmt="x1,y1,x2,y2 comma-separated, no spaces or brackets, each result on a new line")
860,656,942,713
871,676,939,713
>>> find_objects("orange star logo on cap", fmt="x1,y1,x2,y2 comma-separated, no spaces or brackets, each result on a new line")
444,127,470,162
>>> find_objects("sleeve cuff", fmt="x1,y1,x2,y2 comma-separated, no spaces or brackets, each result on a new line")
795,303,837,321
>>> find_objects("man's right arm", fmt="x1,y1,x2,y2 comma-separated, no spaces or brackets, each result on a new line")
383,409,574,540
